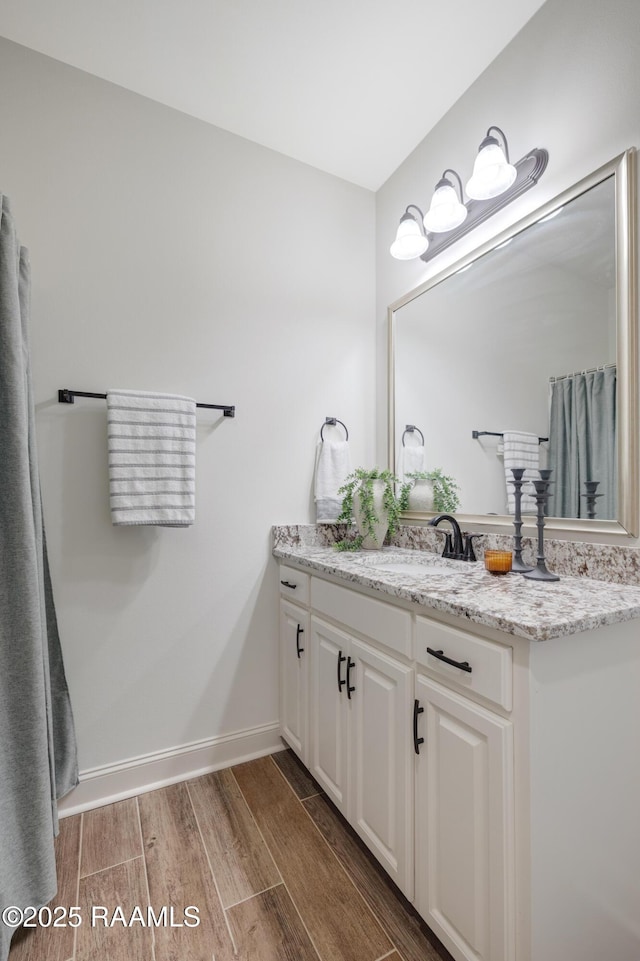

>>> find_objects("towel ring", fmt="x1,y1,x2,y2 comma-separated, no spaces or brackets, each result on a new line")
402,424,424,446
320,417,349,441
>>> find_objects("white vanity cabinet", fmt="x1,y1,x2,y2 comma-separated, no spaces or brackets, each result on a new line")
277,555,640,961
278,566,310,764
413,617,515,961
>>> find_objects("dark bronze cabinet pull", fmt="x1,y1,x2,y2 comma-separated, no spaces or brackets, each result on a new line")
426,647,472,673
280,579,297,590
296,624,304,658
337,651,347,692
346,656,356,699
413,699,424,754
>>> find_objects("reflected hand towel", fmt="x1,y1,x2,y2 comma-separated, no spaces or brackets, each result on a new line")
503,430,539,514
398,444,425,485
107,389,196,526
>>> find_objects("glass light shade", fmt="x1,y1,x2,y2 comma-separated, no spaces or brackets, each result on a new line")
466,142,517,200
423,182,468,233
390,216,428,260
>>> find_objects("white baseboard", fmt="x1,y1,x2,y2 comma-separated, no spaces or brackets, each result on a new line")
58,721,284,817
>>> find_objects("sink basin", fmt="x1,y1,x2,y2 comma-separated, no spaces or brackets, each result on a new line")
358,554,471,578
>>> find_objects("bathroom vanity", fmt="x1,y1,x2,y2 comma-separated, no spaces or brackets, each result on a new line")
274,534,640,961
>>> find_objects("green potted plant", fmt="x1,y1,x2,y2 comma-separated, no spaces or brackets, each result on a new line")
336,467,401,551
400,468,460,514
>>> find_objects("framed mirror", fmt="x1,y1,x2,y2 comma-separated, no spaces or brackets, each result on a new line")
388,149,638,537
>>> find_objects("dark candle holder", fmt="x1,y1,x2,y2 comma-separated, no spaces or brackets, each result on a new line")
523,470,560,582
509,468,533,573
581,479,603,520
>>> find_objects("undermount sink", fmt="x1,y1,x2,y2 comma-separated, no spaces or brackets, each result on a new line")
358,554,472,578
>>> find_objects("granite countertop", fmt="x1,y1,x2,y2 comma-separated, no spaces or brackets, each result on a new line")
274,544,640,642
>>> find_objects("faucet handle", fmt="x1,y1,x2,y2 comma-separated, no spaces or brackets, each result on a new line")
462,532,483,562
435,529,454,558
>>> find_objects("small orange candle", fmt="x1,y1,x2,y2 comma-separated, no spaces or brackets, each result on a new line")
484,549,513,574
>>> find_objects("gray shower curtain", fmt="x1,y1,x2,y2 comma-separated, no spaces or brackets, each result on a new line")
0,195,78,961
547,366,617,520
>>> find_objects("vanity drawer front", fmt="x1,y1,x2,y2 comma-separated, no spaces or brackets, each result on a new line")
279,565,310,606
415,617,512,711
311,577,411,658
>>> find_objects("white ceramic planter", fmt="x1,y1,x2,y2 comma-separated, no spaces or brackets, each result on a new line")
407,477,435,512
353,478,389,549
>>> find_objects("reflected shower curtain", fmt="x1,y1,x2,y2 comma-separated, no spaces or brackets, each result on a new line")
0,195,78,961
547,366,617,520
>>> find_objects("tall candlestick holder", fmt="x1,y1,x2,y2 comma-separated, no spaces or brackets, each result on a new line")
509,467,533,573
523,469,560,582
581,479,603,520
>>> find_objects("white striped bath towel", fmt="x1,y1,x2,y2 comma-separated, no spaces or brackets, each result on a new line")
503,430,539,514
107,389,196,527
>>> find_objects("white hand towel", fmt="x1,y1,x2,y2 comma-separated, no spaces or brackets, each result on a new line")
314,440,351,522
398,444,425,485
107,389,196,527
503,430,539,514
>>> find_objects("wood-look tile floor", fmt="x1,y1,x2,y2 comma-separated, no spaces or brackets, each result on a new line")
8,749,453,961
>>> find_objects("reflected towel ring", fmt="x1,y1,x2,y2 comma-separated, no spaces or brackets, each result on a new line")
402,424,425,446
320,417,349,441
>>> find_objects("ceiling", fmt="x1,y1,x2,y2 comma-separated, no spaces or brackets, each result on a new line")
0,0,548,191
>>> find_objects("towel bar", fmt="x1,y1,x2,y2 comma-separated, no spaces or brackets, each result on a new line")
472,429,547,443
58,389,235,417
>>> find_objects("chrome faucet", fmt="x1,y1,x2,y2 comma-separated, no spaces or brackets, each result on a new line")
428,514,481,561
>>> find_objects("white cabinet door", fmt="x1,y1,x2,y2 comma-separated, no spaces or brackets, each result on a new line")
309,616,350,816
279,600,309,763
349,636,414,898
415,673,515,961
309,617,414,897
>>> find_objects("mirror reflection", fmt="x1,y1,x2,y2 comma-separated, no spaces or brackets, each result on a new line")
392,172,623,525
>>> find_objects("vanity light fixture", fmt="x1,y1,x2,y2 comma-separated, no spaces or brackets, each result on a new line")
390,125,548,264
465,126,517,200
389,204,428,260
423,169,468,233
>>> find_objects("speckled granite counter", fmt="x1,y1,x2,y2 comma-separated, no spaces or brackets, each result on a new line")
274,541,640,642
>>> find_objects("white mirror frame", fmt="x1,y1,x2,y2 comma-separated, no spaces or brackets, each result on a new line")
388,148,638,538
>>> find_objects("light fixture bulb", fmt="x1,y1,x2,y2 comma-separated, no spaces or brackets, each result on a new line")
390,213,428,260
423,179,468,233
466,136,517,200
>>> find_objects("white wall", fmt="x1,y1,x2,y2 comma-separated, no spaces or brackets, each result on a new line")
0,38,375,774
377,0,640,544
